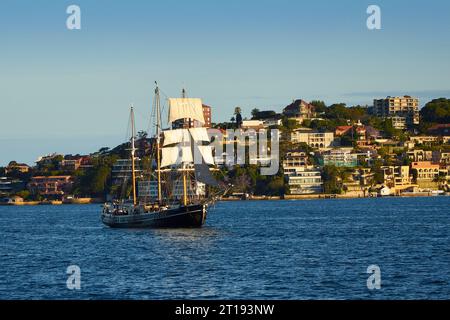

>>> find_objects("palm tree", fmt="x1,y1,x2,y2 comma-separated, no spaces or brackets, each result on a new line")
234,107,243,128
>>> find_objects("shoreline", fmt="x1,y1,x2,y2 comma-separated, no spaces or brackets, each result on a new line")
223,193,449,201
1,193,448,206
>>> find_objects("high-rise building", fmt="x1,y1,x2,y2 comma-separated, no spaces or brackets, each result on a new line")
372,96,420,127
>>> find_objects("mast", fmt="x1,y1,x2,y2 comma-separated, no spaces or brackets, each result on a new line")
181,88,188,206
130,106,137,206
155,83,162,203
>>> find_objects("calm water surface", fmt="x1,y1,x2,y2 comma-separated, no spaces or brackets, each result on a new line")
1,197,449,299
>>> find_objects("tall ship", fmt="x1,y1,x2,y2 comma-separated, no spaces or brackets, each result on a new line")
101,83,222,228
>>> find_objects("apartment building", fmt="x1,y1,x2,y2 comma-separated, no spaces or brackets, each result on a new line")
290,129,335,149
282,152,309,176
319,148,358,167
372,96,420,127
287,167,323,195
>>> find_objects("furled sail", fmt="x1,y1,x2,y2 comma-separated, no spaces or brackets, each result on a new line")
163,128,210,147
168,98,205,124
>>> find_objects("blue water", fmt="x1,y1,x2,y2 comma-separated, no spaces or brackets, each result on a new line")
0,197,449,300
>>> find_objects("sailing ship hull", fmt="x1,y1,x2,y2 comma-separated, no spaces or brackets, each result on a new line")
101,204,207,228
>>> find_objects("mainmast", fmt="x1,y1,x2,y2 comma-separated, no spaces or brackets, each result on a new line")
155,83,163,203
130,106,137,206
181,88,188,207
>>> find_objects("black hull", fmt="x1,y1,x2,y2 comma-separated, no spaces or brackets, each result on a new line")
101,204,207,228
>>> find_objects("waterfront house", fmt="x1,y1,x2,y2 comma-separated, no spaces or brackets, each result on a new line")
0,196,24,205
286,167,323,195
381,166,413,189
0,177,26,196
411,161,440,181
27,176,73,199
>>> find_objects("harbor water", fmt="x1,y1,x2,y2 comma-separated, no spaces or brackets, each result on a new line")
1,197,449,299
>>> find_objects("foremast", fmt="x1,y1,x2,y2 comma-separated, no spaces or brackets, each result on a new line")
130,106,137,206
155,83,163,203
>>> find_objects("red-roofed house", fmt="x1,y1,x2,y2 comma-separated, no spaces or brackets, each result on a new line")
428,124,450,136
335,126,353,136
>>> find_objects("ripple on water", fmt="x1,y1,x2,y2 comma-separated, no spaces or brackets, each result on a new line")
0,197,450,299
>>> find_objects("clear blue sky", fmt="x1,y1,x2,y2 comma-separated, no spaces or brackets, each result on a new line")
1,0,450,166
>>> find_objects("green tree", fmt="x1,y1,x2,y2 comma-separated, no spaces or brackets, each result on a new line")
251,108,261,119
310,100,327,113
234,107,242,128
281,117,300,131
322,165,342,194
266,176,285,196
420,98,450,123
15,190,31,200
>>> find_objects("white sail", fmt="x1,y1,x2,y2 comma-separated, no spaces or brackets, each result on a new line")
160,146,194,168
189,128,210,143
163,128,210,147
161,145,215,167
168,98,205,124
160,147,179,168
196,146,215,165
163,129,191,146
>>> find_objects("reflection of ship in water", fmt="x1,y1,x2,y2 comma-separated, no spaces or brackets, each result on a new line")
102,83,224,228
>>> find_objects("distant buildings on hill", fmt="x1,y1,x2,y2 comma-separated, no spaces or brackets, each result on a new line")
371,96,420,129
1,94,450,202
